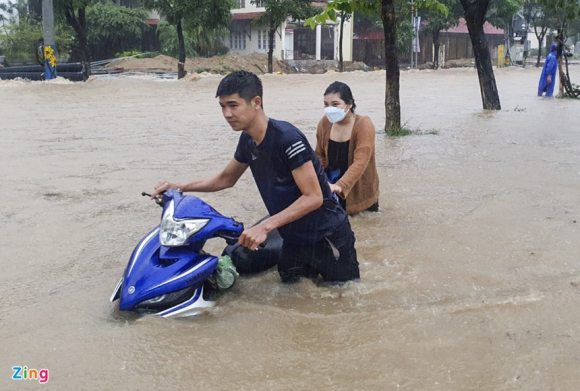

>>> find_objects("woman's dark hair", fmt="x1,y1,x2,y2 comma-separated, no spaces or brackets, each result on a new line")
324,81,356,113
216,71,263,106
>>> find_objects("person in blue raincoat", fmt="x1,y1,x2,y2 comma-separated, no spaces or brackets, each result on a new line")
538,43,558,97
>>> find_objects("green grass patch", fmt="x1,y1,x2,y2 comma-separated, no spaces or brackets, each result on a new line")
385,123,439,137
385,124,412,137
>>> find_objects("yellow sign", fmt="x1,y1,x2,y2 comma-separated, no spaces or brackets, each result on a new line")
498,45,505,68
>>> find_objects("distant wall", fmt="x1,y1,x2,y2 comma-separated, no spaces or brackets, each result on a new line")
420,33,505,64
353,33,505,67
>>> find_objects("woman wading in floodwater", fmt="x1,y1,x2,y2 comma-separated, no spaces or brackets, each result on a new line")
315,81,380,215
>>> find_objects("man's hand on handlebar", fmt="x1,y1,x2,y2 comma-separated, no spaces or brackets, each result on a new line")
151,181,178,199
238,222,269,251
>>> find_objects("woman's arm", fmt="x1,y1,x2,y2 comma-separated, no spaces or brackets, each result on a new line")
336,116,375,198
315,118,329,168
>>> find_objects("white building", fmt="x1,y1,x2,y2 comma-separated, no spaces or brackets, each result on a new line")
227,0,353,62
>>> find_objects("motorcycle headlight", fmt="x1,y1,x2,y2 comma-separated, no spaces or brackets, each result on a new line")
139,295,166,305
136,286,195,309
159,200,209,247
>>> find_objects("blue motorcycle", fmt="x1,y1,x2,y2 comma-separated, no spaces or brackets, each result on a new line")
110,189,281,318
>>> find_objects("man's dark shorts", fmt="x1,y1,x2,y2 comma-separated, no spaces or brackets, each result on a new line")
277,218,360,283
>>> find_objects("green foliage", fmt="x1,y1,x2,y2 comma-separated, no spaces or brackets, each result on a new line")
255,0,320,28
184,22,230,57
157,20,197,58
157,19,229,59
568,17,580,43
305,0,449,29
486,0,526,28
86,2,149,60
144,0,232,65
531,0,580,51
304,0,357,28
0,0,74,62
418,0,462,35
535,0,580,20
304,0,452,57
524,1,558,32
115,50,142,58
385,123,412,137
144,0,233,29
397,20,415,53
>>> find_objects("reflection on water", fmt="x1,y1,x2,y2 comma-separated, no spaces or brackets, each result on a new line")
1,67,580,390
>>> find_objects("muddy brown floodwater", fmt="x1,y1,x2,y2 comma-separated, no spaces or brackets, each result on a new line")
1,66,579,390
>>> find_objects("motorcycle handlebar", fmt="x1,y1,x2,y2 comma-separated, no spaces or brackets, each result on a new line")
141,192,164,207
219,231,267,249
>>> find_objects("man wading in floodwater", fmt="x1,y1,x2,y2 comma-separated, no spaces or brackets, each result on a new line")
151,71,360,284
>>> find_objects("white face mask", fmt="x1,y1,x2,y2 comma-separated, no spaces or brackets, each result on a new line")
324,106,348,123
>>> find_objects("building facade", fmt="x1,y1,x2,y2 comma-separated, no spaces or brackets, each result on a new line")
228,0,353,62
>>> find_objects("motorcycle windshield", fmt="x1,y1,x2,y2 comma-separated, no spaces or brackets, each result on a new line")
162,189,243,243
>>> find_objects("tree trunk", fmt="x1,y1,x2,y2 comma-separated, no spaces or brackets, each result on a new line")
176,19,186,79
64,4,91,79
77,7,90,78
534,26,547,68
339,12,345,72
556,28,565,98
381,0,401,130
460,0,501,110
536,38,543,67
433,29,440,70
268,23,275,74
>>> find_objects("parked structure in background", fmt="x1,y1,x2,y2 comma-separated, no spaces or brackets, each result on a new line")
227,1,352,63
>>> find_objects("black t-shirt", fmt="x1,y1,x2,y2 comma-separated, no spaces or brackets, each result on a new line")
328,139,350,178
234,118,345,245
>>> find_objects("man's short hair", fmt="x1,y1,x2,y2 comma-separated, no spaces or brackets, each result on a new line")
216,71,263,105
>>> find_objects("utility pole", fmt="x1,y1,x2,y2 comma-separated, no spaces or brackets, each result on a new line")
414,8,418,68
410,0,414,69
42,0,57,80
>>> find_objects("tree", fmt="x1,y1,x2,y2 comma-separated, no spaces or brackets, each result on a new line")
144,0,232,78
380,0,401,128
0,0,74,64
455,0,528,109
534,0,580,97
458,0,500,110
253,0,319,74
157,20,197,58
184,22,230,58
86,2,148,60
486,0,525,27
418,0,462,69
56,0,92,75
523,1,555,67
